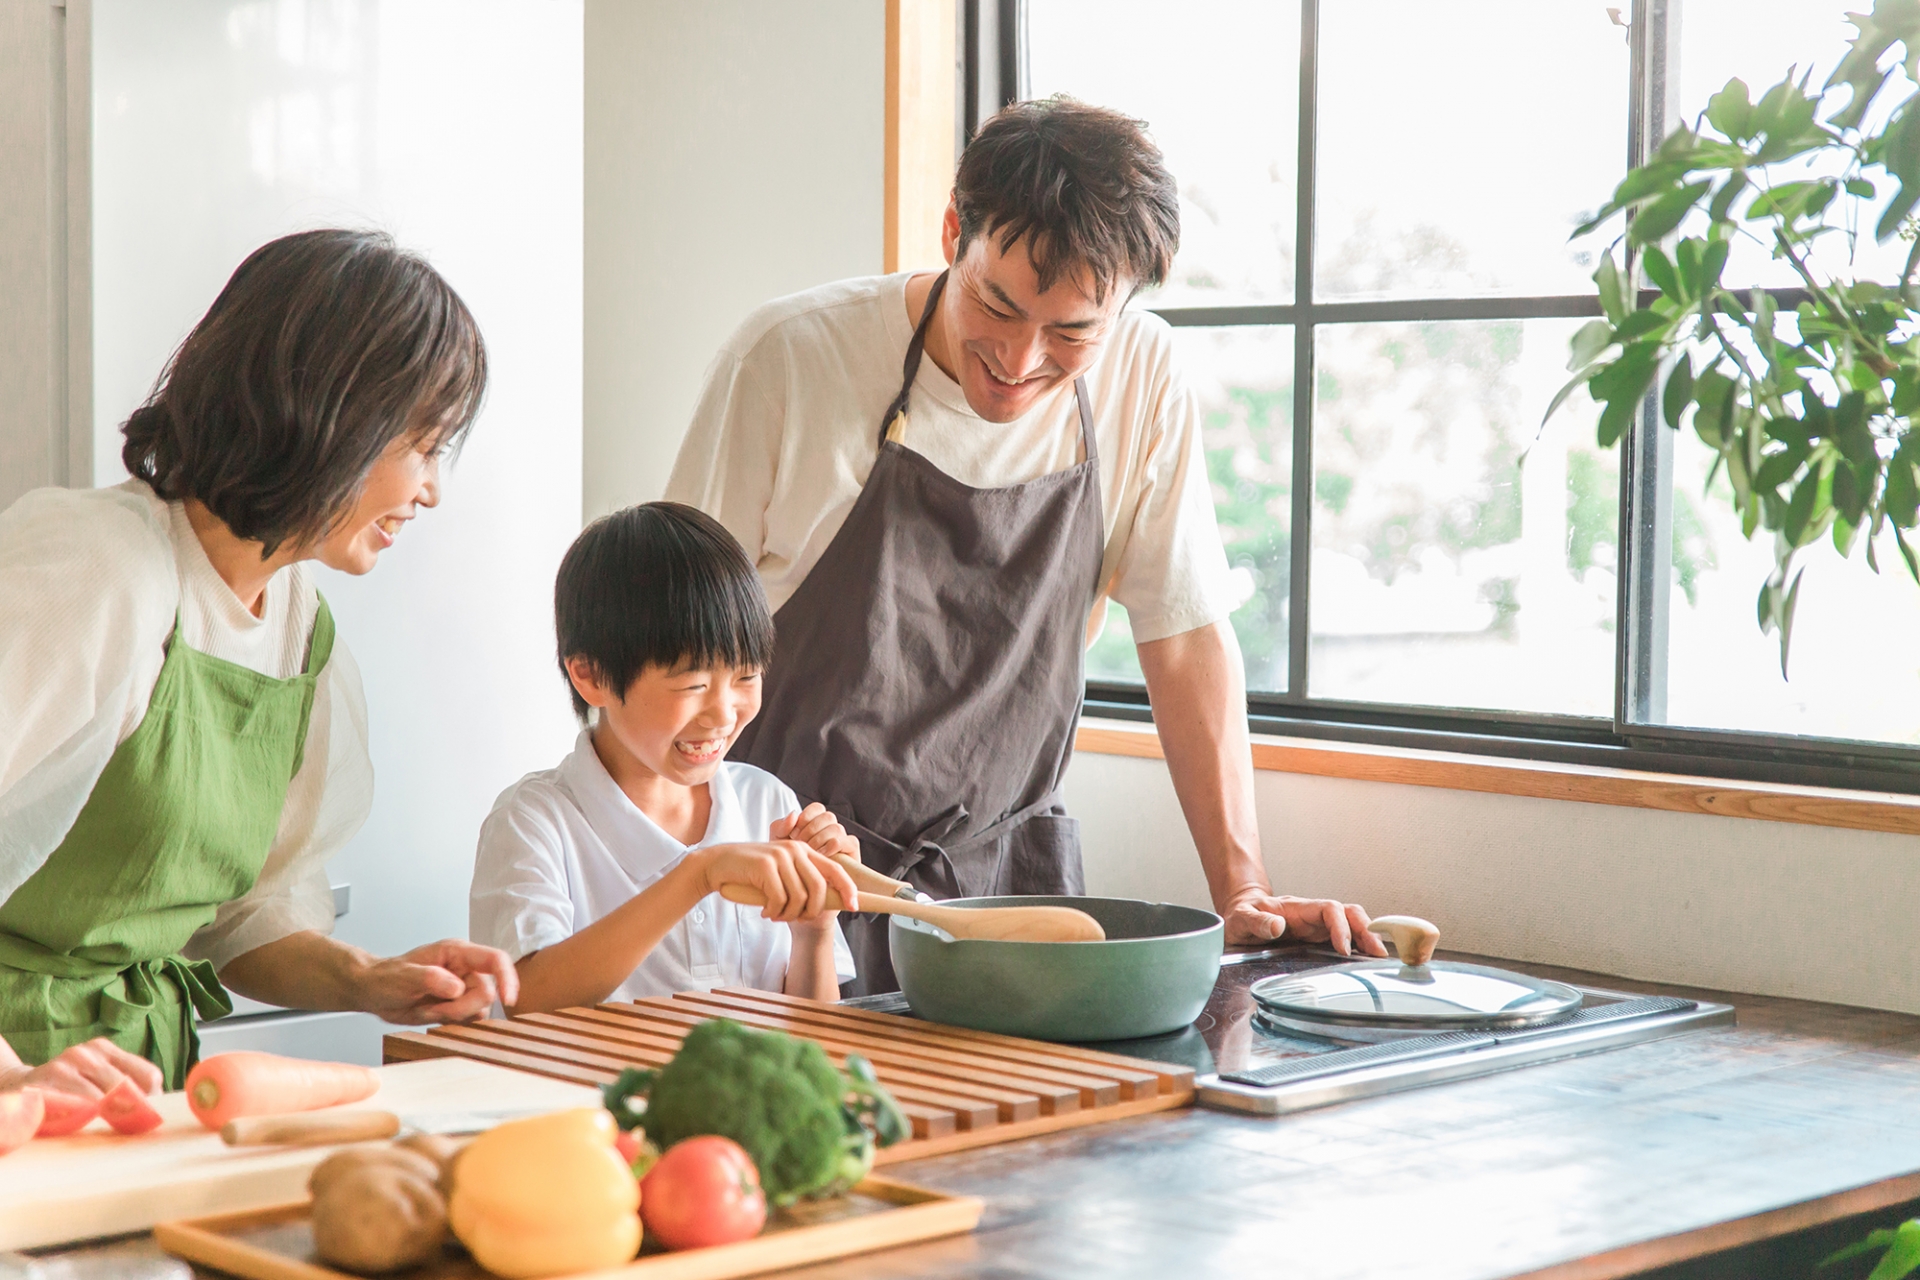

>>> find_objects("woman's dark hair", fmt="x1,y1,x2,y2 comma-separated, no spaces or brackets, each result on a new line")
121,228,487,556
554,502,776,721
954,96,1180,303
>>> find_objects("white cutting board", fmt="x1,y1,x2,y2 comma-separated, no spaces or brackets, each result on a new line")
0,1057,600,1250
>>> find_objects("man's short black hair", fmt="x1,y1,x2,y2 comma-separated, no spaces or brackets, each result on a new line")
554,502,776,721
955,96,1180,304
121,228,487,557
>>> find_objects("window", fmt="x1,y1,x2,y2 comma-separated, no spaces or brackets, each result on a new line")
992,0,1920,788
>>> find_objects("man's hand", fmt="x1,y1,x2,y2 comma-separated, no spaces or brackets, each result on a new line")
351,939,520,1025
770,803,860,862
697,841,860,924
1224,890,1387,957
0,1037,163,1098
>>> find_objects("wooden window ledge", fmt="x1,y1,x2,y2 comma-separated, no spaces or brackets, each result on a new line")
1075,718,1920,839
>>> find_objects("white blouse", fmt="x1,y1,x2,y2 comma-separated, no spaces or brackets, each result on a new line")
0,480,371,971
470,731,856,1000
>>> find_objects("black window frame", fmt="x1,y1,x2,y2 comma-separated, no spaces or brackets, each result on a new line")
967,0,1920,796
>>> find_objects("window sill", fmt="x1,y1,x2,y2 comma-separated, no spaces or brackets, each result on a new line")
1074,717,1920,839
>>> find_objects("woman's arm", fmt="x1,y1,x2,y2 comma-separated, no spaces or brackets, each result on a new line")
218,931,519,1024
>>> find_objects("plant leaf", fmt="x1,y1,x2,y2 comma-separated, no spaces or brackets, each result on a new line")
1708,172,1750,224
1777,566,1805,679
1642,245,1681,296
1630,180,1715,245
1568,319,1616,371
1707,77,1755,140
1663,356,1696,429
1866,1219,1920,1280
1595,252,1629,325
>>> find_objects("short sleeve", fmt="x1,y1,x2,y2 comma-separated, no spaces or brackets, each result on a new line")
663,347,787,567
187,634,375,971
0,486,176,904
469,788,578,963
1105,370,1239,644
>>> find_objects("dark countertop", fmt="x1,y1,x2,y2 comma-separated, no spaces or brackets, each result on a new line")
783,951,1920,1280
46,951,1920,1280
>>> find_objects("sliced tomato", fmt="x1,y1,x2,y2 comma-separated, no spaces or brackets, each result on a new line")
99,1079,163,1136
639,1135,766,1250
35,1089,100,1138
0,1090,45,1156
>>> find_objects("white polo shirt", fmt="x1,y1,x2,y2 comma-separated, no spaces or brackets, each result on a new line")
469,731,855,1000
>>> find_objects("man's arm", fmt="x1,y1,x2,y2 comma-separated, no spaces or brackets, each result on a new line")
1135,620,1385,955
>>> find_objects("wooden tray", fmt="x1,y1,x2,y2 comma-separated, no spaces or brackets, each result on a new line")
154,1176,982,1280
385,986,1194,1161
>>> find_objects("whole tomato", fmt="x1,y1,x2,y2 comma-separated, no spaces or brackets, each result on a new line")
639,1136,767,1250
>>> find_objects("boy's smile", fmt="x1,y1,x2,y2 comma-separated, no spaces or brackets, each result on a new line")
565,657,765,826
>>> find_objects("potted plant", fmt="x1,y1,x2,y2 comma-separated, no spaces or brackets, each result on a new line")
1556,0,1920,675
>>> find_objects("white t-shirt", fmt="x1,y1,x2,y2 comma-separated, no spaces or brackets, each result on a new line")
0,481,368,970
469,732,856,1000
664,272,1237,645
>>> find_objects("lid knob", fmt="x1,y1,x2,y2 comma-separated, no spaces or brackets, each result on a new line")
1368,914,1440,968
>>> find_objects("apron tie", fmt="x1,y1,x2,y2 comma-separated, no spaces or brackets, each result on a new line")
836,789,1069,903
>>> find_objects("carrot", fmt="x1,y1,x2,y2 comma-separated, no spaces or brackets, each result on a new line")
184,1052,379,1130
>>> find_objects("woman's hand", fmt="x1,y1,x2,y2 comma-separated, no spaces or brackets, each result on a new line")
769,803,860,862
350,940,521,1025
1223,890,1387,958
0,1037,163,1098
697,841,858,925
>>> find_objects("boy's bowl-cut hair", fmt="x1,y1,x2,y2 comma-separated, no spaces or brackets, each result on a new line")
121,228,487,557
555,502,776,721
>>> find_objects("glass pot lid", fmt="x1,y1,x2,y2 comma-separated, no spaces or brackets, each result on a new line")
1248,959,1583,1032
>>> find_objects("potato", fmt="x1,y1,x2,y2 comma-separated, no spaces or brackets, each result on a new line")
393,1131,462,1175
308,1145,440,1199
311,1162,448,1274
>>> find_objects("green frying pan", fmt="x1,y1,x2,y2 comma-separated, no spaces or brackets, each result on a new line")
889,895,1224,1042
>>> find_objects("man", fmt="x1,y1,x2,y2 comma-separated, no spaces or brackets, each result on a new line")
667,98,1382,993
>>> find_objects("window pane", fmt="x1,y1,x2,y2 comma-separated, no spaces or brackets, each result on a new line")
1656,435,1920,747
1309,319,1617,715
1679,1,1908,289
1087,326,1295,691
1025,0,1300,307
1316,3,1628,300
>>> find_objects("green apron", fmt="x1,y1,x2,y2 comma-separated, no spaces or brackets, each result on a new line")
0,596,335,1088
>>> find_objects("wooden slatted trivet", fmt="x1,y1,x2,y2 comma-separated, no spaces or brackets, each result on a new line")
385,987,1195,1162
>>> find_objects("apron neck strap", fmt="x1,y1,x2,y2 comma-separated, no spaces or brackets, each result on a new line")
879,270,949,446
880,269,1099,468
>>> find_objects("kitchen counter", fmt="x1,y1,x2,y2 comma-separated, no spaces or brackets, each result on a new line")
41,952,1920,1280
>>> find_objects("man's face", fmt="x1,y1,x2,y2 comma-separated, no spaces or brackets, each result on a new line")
939,207,1132,424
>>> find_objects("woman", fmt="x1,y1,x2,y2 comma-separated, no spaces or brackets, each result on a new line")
0,229,517,1097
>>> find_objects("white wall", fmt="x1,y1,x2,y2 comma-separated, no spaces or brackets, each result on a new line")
1069,745,1920,1014
91,0,585,961
582,0,884,517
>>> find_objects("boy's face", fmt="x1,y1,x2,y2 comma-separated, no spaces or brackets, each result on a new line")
567,658,764,789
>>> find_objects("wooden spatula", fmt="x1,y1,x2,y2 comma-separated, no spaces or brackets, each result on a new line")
718,885,1106,942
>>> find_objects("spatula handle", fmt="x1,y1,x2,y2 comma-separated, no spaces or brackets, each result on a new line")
221,1109,402,1147
832,853,917,900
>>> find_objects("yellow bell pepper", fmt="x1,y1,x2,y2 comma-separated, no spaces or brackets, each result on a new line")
448,1108,641,1278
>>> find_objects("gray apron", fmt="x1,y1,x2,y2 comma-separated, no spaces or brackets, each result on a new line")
733,270,1106,995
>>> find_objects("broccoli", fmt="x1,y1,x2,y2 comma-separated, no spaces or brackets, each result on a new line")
600,1019,909,1205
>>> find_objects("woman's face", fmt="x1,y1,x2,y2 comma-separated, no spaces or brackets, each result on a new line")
312,434,443,575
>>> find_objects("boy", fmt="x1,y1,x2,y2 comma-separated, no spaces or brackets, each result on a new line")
470,503,859,1013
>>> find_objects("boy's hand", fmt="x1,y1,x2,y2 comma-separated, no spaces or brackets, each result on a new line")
770,803,860,861
699,841,859,923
